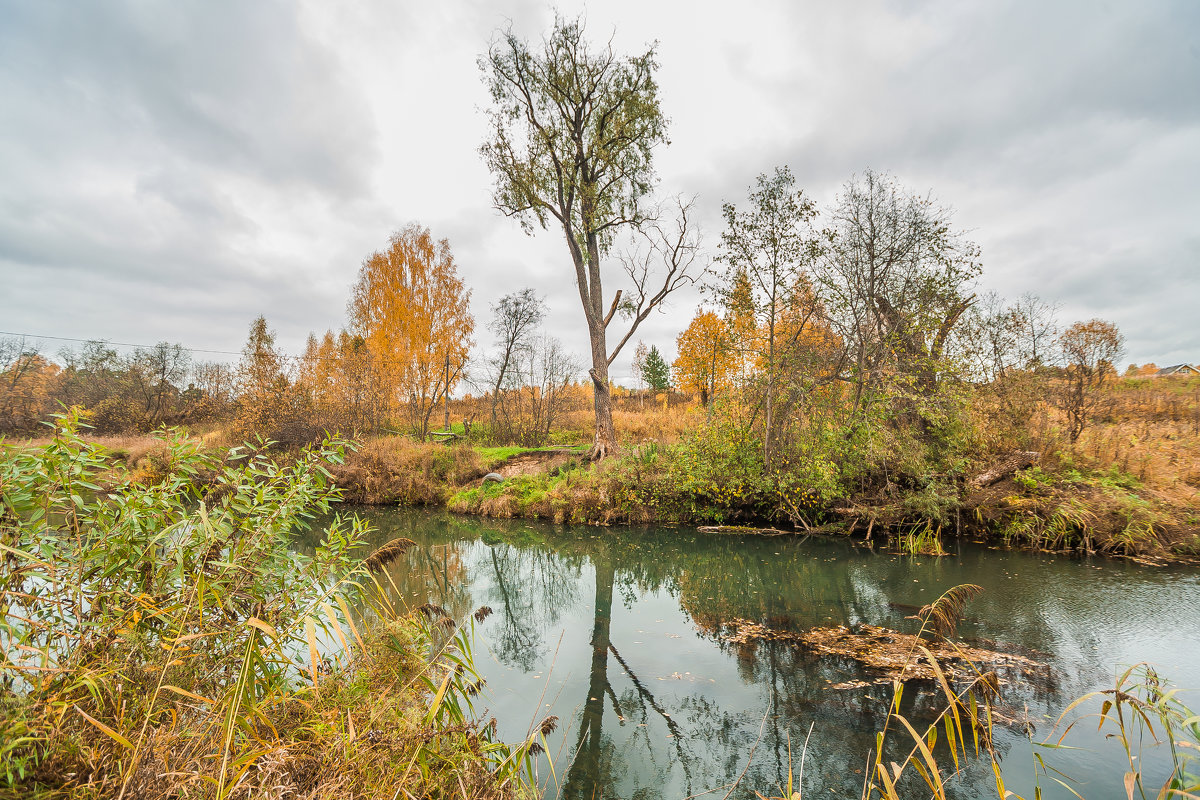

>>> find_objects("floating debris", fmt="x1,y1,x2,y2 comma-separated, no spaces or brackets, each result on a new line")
724,619,1047,685
697,525,794,536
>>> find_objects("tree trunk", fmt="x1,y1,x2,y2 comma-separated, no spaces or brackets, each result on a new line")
968,451,1040,489
443,354,451,432
588,347,618,460
578,230,618,460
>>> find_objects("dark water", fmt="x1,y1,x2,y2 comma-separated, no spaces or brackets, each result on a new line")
298,508,1200,799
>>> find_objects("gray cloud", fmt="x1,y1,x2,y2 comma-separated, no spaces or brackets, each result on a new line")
0,0,1196,378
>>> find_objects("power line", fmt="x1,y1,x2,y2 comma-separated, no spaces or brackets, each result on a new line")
0,329,478,370
0,330,243,357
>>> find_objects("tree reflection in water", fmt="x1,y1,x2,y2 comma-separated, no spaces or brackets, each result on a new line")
291,508,1193,800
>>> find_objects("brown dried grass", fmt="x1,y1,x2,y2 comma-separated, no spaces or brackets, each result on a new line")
612,403,703,445
331,436,487,505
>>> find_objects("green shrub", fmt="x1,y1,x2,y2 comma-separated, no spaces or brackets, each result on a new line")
0,412,528,798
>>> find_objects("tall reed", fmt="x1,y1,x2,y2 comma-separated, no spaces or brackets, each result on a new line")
0,411,528,798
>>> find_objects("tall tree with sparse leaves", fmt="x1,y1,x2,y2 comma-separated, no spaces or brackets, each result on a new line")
480,15,699,458
487,288,546,433
716,167,821,464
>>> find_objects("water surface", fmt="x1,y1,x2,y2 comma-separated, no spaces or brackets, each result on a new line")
300,508,1200,799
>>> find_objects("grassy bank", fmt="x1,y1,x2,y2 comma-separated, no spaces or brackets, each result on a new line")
0,415,537,799
8,376,1198,562
442,449,1197,559
312,381,1200,560
305,430,1196,560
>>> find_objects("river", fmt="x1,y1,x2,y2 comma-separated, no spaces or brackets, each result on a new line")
297,507,1200,799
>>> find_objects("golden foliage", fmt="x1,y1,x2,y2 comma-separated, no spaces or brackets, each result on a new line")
350,224,475,438
726,268,758,385
297,329,378,435
673,309,733,403
0,351,59,434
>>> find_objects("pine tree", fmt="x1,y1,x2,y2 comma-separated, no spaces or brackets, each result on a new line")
641,346,671,391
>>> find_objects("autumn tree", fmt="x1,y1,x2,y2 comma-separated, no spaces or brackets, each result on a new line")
772,281,844,390
127,342,190,429
54,341,129,431
47,339,193,433
673,310,732,405
234,315,294,441
481,16,700,458
724,269,758,389
297,329,375,435
0,337,57,434
715,167,822,462
349,224,474,440
816,170,980,409
189,361,237,421
1057,319,1125,443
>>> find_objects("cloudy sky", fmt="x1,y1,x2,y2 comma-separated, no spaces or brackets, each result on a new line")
1,0,1197,382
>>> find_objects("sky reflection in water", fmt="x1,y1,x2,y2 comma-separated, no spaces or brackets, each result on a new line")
296,508,1200,800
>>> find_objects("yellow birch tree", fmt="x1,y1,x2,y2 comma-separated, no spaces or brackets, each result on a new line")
673,310,733,405
349,224,474,439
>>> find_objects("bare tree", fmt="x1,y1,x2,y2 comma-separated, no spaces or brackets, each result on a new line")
961,292,1022,383
489,335,581,446
815,170,981,408
610,196,705,365
190,361,238,421
632,340,648,406
1013,291,1060,368
526,336,581,443
129,342,190,429
486,288,545,434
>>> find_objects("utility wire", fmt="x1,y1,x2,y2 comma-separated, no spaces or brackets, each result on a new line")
0,329,476,369
0,330,243,357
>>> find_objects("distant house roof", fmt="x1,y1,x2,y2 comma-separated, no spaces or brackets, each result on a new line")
1155,364,1200,377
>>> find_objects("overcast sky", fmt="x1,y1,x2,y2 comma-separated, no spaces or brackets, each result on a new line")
1,0,1197,383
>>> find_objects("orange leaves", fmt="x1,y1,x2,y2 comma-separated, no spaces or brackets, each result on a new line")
673,310,733,402
349,224,475,436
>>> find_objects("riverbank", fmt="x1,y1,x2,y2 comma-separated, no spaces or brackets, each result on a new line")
7,415,1197,563
322,435,1200,563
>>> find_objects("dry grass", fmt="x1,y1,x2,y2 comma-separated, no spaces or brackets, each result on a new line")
612,402,704,445
331,436,488,505
958,378,1200,557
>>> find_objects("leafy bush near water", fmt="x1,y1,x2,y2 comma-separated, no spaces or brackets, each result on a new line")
0,413,530,798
